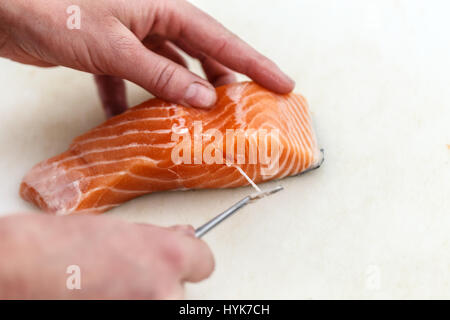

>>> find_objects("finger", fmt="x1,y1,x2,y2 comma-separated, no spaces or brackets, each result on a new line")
169,0,295,93
107,26,216,108
162,283,185,300
176,235,215,283
175,40,236,87
94,75,128,118
202,58,237,87
138,223,214,282
143,36,188,68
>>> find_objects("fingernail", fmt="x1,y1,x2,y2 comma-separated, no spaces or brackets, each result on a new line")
184,83,216,108
286,74,296,87
280,72,295,89
273,64,295,91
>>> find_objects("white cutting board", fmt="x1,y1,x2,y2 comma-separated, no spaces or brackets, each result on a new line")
0,0,449,299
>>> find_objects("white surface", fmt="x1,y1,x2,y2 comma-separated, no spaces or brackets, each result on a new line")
0,0,449,299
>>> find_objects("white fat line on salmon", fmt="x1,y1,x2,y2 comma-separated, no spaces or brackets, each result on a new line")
282,96,308,150
281,96,308,171
30,169,177,197
79,187,151,202
277,116,303,174
40,147,299,202
227,81,248,103
291,97,316,170
291,97,314,148
29,155,161,182
228,91,267,127
36,94,288,184
34,143,173,173
76,129,173,145
254,99,310,175
32,120,311,202
184,93,254,129
196,90,266,130
207,141,262,193
89,113,180,133
30,159,235,198
292,94,321,164
230,164,261,193
290,94,315,146
31,154,237,195
74,93,261,168
115,105,177,117
227,83,254,127
211,97,292,176
77,165,244,204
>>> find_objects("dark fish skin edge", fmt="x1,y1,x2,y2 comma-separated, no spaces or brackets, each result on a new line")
290,148,325,177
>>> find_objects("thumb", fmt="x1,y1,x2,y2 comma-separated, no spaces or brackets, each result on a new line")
106,28,217,108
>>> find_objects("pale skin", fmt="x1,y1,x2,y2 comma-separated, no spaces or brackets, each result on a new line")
0,0,294,115
0,0,294,299
0,215,214,299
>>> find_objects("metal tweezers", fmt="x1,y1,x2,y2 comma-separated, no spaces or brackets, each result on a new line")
195,186,284,238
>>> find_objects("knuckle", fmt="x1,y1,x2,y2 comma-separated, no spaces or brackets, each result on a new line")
152,62,179,96
105,19,140,56
152,0,184,38
103,32,140,75
212,36,232,57
245,54,268,75
109,33,138,55
70,40,104,74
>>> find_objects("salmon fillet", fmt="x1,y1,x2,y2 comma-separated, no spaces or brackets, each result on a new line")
20,82,323,215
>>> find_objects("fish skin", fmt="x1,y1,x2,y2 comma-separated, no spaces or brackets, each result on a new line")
20,82,322,215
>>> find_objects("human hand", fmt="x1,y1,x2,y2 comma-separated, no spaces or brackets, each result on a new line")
0,214,214,299
0,0,294,115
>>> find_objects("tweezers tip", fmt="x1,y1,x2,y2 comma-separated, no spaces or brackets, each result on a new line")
250,185,284,200
270,185,284,194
